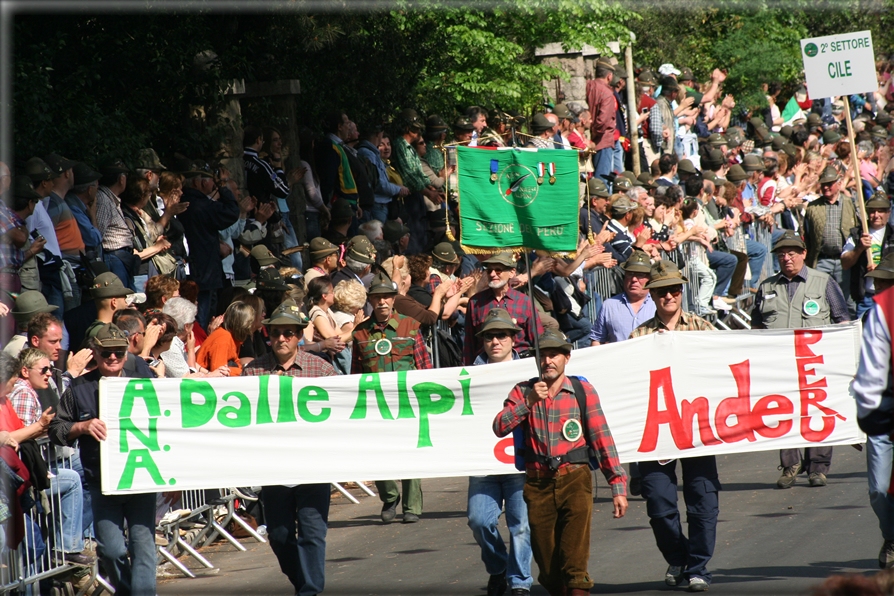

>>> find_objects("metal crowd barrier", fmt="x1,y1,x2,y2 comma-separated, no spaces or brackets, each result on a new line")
0,438,106,595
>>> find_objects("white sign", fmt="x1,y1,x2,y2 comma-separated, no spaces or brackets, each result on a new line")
801,31,876,100
100,323,865,494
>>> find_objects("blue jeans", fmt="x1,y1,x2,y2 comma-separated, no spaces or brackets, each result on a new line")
867,434,894,541
196,289,213,330
306,211,322,243
103,252,134,291
89,488,156,596
467,474,533,590
262,484,330,596
747,237,769,283
56,450,93,538
612,140,624,175
640,456,720,584
50,468,84,553
592,147,614,186
281,217,303,271
816,256,854,316
706,250,737,297
369,204,389,224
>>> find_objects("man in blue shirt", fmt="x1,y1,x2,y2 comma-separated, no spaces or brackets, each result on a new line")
64,162,104,258
590,251,656,346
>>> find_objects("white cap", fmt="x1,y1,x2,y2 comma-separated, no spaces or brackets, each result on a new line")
125,292,146,306
658,63,681,76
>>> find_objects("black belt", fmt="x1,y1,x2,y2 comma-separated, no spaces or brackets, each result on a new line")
525,446,590,471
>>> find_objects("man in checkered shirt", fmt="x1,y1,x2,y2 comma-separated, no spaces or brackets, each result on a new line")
493,329,627,596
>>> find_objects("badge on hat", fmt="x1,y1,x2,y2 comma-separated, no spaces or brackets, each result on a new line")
562,418,583,442
803,299,820,317
375,338,393,355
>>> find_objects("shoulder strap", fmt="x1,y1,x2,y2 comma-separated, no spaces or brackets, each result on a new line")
568,376,588,430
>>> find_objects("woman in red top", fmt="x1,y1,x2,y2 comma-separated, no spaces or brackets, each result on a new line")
196,301,254,376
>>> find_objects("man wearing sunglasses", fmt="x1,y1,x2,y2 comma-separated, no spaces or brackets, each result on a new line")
468,308,532,596
629,260,717,593
49,323,157,596
242,300,336,596
464,252,544,366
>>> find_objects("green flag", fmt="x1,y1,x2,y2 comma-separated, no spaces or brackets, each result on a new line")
457,146,578,253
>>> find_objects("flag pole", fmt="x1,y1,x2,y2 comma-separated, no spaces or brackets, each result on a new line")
523,250,543,378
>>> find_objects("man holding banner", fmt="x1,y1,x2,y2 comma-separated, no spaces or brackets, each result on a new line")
241,300,337,596
629,260,718,593
352,271,431,523
49,324,157,596
752,230,850,489
493,329,627,596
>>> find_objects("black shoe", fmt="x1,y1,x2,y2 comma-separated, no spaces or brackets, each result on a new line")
629,476,642,497
381,496,400,523
510,589,531,596
402,512,420,523
231,486,259,501
487,572,506,596
64,551,96,566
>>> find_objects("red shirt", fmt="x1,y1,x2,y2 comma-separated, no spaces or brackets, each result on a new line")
586,78,617,151
0,398,25,433
493,376,627,496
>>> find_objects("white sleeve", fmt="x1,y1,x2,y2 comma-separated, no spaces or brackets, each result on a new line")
853,304,892,418
841,235,856,256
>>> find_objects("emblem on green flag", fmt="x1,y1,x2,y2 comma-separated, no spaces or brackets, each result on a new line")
457,146,579,254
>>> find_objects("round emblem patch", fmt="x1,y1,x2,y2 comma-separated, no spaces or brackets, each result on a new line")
497,164,540,208
803,299,820,317
562,418,583,442
804,42,818,58
374,338,393,355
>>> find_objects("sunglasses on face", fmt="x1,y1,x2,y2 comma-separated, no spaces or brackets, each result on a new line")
656,285,683,297
99,350,126,360
271,329,299,339
485,267,509,274
30,366,52,375
483,332,511,341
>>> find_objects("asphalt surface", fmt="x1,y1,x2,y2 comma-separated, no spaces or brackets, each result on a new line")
157,446,881,595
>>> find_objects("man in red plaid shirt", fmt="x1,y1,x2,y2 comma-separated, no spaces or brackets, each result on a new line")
493,329,627,596
464,252,544,365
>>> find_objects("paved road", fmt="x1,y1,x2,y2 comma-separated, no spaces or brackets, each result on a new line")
158,446,880,595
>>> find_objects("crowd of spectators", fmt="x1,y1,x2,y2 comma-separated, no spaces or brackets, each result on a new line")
1,53,894,595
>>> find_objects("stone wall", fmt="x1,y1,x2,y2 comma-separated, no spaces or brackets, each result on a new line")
536,41,621,112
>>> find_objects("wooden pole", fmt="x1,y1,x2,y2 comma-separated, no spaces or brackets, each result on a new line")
625,44,640,176
842,95,871,266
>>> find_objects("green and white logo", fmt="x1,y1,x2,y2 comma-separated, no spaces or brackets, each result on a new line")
562,418,583,442
498,164,540,208
803,299,820,317
804,43,819,58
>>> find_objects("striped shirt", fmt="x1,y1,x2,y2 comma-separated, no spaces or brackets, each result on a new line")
95,186,133,252
0,202,25,270
242,351,337,378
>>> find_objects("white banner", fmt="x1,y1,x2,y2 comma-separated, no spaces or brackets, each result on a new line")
100,323,865,494
801,31,876,99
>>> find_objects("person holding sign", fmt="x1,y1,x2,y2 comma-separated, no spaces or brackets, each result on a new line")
629,260,718,592
352,271,431,523
493,329,627,596
242,300,337,596
48,324,157,596
752,230,850,489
